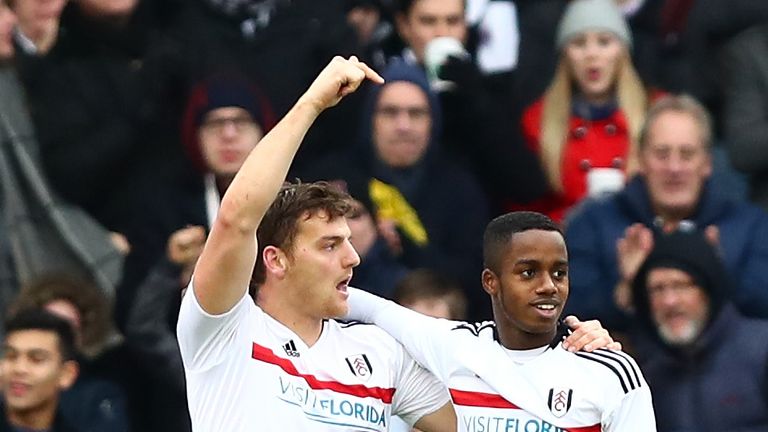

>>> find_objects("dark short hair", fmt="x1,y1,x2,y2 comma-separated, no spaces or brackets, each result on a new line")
393,269,467,320
4,309,78,362
396,0,466,15
251,181,354,292
483,212,562,274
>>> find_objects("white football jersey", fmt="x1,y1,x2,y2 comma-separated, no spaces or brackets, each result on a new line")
347,288,657,432
177,284,449,432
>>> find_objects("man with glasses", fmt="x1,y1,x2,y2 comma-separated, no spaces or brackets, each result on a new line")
564,94,768,332
630,229,768,430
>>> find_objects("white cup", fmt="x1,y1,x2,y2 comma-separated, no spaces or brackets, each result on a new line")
423,36,469,92
587,168,625,197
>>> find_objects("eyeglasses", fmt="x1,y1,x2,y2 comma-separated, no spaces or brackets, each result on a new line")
201,115,256,133
375,105,430,121
647,280,698,297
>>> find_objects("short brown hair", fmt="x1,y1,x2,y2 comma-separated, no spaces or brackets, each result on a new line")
250,181,353,292
10,274,113,359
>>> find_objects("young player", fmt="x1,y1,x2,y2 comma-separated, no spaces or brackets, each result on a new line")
347,211,656,431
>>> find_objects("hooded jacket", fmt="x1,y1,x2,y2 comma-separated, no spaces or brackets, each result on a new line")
564,174,768,330
629,230,768,431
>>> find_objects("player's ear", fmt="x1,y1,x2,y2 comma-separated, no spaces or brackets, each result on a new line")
263,246,288,278
481,268,499,296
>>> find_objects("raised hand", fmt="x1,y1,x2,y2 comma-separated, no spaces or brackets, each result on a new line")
616,223,654,283
298,56,384,113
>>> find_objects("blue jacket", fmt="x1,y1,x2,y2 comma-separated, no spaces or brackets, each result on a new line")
564,175,768,330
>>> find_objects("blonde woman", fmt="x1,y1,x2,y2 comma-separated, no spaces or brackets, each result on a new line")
516,0,655,222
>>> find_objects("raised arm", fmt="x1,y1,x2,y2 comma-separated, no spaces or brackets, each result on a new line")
192,57,383,314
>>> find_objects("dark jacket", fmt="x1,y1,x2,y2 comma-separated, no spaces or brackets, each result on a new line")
723,23,768,211
0,400,79,432
564,175,768,330
0,67,123,341
18,1,180,233
630,231,768,431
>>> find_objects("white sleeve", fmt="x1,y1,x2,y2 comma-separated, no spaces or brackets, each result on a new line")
390,348,451,426
176,279,253,372
602,361,657,431
346,287,465,382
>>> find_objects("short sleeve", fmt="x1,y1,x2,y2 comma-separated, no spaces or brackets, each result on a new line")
390,348,451,426
176,279,254,372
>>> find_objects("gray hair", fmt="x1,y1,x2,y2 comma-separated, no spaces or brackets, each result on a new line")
639,94,713,151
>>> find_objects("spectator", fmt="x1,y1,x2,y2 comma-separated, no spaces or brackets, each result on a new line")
344,0,392,70
393,268,467,320
390,0,549,208
0,309,79,431
515,0,654,222
9,0,67,55
0,0,124,342
118,74,275,326
310,59,490,320
565,94,768,331
628,0,768,129
630,229,768,431
163,0,361,175
10,276,131,432
722,23,768,211
18,0,180,234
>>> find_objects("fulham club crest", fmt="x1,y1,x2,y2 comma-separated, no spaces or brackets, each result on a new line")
547,387,573,418
345,354,373,381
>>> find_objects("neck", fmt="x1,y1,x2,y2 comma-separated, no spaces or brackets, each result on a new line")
19,21,59,54
215,174,235,194
7,398,58,430
493,303,556,350
257,283,324,347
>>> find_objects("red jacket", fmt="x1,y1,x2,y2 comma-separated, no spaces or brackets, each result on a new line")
511,98,631,222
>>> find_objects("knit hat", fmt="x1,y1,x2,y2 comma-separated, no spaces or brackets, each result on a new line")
631,229,729,333
556,0,632,49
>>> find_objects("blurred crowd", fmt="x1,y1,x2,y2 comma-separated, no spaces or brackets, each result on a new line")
1,0,768,430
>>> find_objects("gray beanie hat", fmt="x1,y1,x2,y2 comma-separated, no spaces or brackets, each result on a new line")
556,0,632,49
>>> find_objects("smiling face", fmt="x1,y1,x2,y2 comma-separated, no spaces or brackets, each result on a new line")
564,30,625,104
280,211,361,320
483,229,569,349
1,330,77,418
640,110,712,221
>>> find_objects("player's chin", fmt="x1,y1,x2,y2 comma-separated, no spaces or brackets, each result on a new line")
328,299,350,319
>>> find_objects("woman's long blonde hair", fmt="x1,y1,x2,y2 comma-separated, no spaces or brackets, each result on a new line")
539,49,648,192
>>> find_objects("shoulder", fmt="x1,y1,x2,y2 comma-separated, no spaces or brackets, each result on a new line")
569,349,645,395
448,320,497,340
331,320,401,345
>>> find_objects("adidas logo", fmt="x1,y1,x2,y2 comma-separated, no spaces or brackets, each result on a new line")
283,340,300,357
